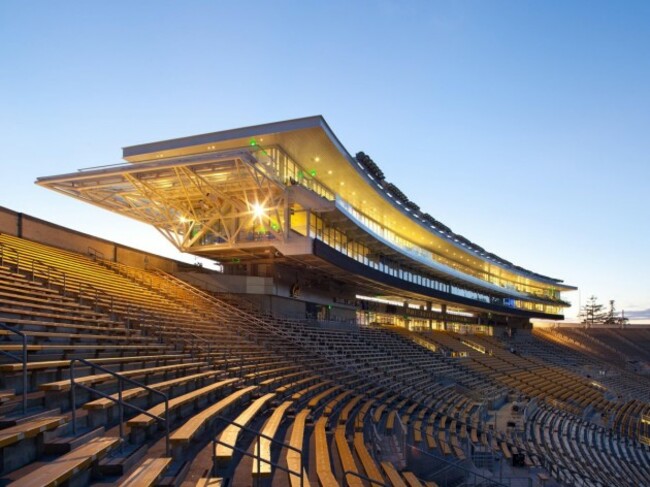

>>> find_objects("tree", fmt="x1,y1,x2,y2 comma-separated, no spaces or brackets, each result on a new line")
580,296,629,328
579,295,608,328
604,300,617,325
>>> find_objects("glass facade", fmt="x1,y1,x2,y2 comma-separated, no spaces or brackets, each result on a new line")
247,144,566,316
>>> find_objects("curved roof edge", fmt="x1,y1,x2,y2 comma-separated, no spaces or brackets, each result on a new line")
121,115,574,290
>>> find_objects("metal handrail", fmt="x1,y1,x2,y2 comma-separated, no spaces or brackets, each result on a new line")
152,269,293,340
187,331,211,358
78,281,114,314
0,322,27,415
404,420,518,487
0,243,67,294
0,242,20,269
69,358,170,455
211,414,304,487
87,246,104,260
408,414,597,487
406,440,512,487
29,258,67,293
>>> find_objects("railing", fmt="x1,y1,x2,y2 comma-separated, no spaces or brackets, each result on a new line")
211,415,304,487
30,258,67,294
401,418,534,487
0,242,135,326
96,258,201,308
0,242,20,269
69,358,170,455
187,331,211,358
0,242,67,294
87,246,104,260
0,322,27,415
78,281,114,315
100,260,155,291
152,269,294,341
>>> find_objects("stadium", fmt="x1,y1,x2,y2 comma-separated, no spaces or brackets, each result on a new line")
0,116,648,487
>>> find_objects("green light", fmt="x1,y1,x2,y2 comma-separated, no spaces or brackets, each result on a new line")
271,222,280,231
297,170,304,179
309,169,317,177
249,138,257,146
232,258,241,263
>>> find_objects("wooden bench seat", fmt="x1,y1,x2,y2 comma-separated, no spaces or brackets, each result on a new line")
0,304,118,325
353,432,384,485
356,399,375,432
386,410,397,432
438,432,451,455
0,416,66,449
287,408,311,487
118,457,171,486
324,390,352,417
0,316,132,335
339,394,364,425
275,375,318,395
307,385,342,409
0,343,169,353
291,380,330,401
450,434,465,460
128,378,238,429
84,370,222,410
215,392,275,461
0,296,101,317
0,329,153,343
40,361,205,391
195,477,224,487
0,288,94,310
8,436,119,487
334,425,363,487
402,471,425,487
252,400,293,477
381,461,407,487
0,280,63,299
0,391,14,404
373,404,387,424
245,364,297,381
0,354,187,373
425,424,438,450
315,416,338,487
259,370,305,388
169,385,257,446
413,420,423,443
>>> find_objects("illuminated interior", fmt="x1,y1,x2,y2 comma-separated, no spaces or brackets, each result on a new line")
37,116,575,323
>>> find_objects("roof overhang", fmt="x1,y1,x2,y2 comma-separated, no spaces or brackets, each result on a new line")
37,115,575,294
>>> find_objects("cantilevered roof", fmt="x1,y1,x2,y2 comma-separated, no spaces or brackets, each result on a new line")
37,116,575,293
119,115,574,291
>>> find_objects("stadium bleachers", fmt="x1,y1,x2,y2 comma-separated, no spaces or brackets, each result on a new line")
1,231,650,486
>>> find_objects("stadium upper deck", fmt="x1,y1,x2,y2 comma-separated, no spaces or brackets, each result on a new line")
37,116,575,324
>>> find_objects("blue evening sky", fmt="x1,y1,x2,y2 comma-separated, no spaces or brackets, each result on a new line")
1,1,648,320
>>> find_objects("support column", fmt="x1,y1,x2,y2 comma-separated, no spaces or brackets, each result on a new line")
306,210,311,238
283,194,290,240
442,304,448,331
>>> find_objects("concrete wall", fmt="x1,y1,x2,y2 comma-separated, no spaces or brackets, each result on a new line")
0,207,20,236
0,205,178,272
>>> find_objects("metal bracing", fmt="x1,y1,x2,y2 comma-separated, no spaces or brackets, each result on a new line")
38,151,291,254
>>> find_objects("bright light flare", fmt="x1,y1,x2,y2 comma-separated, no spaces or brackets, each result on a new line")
252,203,266,219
